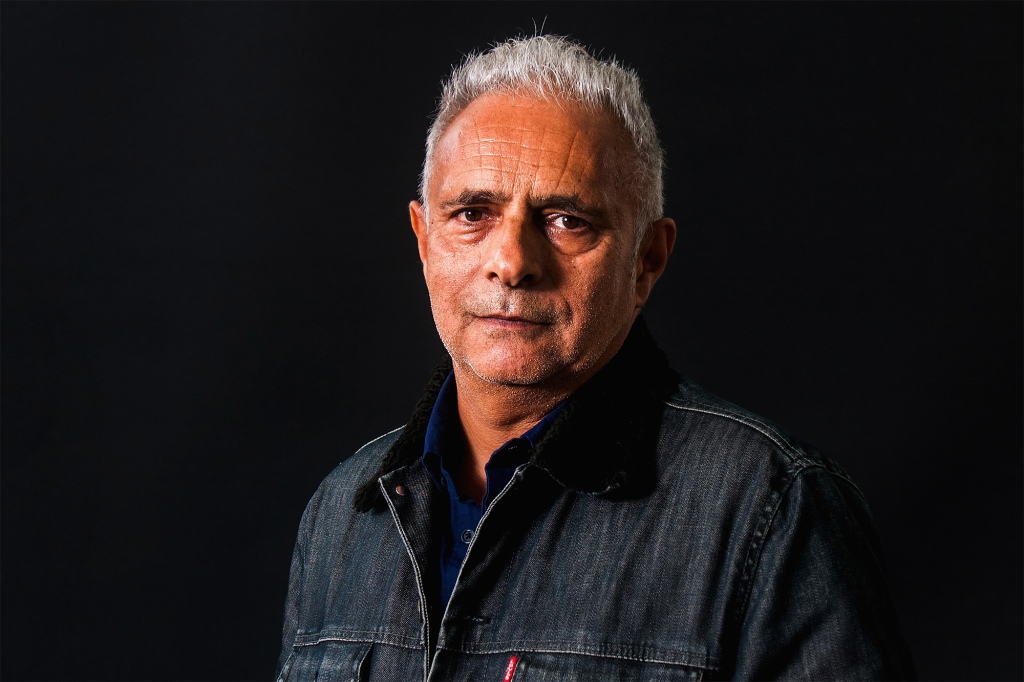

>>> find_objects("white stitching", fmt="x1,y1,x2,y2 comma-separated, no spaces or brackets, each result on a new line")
662,401,806,465
437,641,716,670
354,424,405,453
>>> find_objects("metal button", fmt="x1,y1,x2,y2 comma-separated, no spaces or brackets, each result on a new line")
460,529,474,543
395,485,407,496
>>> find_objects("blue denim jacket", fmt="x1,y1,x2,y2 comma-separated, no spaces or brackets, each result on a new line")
277,321,913,680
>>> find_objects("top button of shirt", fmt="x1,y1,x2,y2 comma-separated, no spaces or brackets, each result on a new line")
460,529,474,544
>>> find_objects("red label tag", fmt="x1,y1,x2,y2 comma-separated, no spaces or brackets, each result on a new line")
502,655,520,682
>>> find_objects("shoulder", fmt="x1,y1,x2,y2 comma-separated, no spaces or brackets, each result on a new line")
646,382,908,676
650,375,870,524
660,376,851,480
297,426,405,533
324,426,405,488
653,375,882,565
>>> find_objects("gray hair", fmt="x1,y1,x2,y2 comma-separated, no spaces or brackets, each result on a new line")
420,35,665,247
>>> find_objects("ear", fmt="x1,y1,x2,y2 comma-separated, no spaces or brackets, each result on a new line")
409,200,429,264
633,217,676,308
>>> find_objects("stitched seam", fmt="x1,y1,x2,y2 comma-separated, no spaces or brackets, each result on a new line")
381,481,432,679
664,400,873,510
294,631,420,650
662,402,807,466
354,424,405,453
439,640,718,669
731,465,815,632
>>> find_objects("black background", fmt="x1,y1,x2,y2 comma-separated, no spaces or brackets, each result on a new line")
2,3,1020,680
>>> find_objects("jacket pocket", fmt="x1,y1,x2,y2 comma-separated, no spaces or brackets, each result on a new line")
508,652,707,681
278,639,372,682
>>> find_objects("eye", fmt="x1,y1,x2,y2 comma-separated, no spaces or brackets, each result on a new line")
458,208,486,222
548,214,589,231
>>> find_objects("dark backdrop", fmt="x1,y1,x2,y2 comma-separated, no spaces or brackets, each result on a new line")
2,3,1020,680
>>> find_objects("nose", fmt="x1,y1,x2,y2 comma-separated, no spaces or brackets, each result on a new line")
484,215,544,288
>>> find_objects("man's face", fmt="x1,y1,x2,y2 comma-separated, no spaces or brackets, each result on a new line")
411,93,668,390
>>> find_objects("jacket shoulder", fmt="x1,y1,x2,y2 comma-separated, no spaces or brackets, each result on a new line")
660,376,852,483
300,426,405,527
327,426,404,485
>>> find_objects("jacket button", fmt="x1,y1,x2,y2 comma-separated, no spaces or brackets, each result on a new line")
395,485,407,496
461,529,474,543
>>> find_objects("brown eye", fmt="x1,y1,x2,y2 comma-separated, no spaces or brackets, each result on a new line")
553,214,588,230
460,209,485,222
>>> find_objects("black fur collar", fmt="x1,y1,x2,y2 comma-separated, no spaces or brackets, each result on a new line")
353,317,678,512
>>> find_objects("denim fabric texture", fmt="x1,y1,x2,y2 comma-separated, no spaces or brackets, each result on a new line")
277,320,914,681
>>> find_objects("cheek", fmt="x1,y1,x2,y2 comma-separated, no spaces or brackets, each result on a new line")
423,243,476,314
426,233,480,270
571,253,635,307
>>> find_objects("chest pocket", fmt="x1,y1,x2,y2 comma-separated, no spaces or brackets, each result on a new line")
277,639,372,682
507,652,707,681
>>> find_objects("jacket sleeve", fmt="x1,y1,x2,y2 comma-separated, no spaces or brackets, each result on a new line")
731,465,915,680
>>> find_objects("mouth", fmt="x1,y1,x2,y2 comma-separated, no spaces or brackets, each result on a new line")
476,313,550,328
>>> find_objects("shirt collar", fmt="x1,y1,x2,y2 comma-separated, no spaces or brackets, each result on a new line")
421,371,564,492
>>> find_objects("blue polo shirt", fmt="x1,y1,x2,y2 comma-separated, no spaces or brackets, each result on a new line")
422,372,563,609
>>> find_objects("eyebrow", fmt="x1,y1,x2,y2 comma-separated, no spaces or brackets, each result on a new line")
437,190,607,223
530,194,606,223
437,190,510,211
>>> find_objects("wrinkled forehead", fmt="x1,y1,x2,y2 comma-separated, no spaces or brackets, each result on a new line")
428,94,632,211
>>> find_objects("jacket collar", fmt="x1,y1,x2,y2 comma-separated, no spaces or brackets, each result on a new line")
353,316,678,512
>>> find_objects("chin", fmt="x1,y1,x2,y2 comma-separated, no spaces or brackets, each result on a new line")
459,348,568,387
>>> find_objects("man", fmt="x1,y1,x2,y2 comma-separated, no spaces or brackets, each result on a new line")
277,36,913,680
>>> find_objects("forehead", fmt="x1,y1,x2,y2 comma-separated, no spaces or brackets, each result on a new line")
430,93,628,206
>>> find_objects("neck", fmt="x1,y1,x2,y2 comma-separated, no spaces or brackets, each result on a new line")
450,372,568,503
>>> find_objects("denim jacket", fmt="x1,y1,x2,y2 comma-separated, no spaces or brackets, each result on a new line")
277,321,913,680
